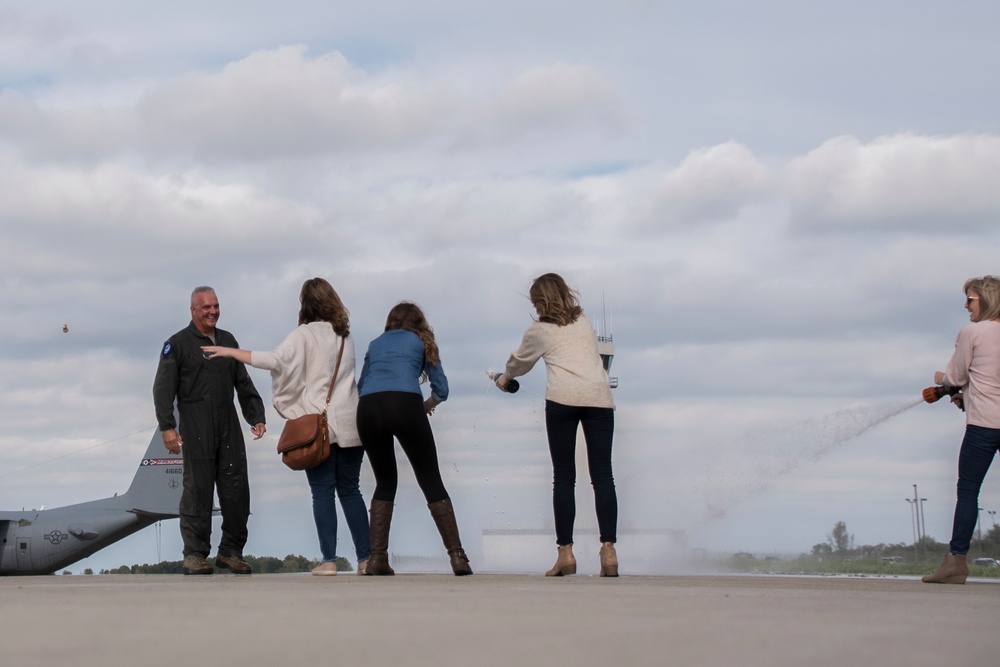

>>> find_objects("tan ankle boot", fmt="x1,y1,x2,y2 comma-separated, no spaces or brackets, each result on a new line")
546,544,577,576
922,553,968,584
599,542,618,577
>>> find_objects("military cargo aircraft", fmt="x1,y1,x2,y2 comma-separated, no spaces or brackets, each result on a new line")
0,430,181,575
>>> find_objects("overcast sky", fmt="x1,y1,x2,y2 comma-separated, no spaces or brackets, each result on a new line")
2,1,999,574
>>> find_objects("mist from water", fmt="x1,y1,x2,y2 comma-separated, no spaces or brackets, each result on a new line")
600,397,928,574
689,398,925,524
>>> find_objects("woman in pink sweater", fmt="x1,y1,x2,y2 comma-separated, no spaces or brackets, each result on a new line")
495,273,618,577
924,275,1000,584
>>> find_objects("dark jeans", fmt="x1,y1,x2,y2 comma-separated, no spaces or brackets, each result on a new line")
304,444,371,563
949,424,1000,555
357,391,449,504
545,400,617,545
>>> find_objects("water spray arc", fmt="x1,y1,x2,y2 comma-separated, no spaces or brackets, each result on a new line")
687,397,926,532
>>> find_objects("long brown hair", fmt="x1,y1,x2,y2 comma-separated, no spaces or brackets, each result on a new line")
384,301,439,366
529,273,582,326
298,277,350,336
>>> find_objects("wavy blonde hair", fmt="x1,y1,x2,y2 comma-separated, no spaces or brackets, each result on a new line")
529,273,582,326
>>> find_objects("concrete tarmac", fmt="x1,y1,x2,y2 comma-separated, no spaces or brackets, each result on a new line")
3,573,998,666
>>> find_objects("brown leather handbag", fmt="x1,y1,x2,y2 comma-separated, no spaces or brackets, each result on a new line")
276,338,345,471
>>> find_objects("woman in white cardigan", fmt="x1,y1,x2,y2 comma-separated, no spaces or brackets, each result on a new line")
203,278,370,576
494,273,618,577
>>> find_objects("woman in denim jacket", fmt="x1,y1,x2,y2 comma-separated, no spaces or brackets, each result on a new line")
357,302,472,576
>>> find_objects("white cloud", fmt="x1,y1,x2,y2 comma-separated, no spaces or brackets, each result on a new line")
0,90,130,161
135,46,453,159
492,62,620,129
786,133,1000,233
0,158,329,280
636,142,774,229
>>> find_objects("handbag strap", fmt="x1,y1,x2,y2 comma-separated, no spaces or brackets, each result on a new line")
323,337,345,414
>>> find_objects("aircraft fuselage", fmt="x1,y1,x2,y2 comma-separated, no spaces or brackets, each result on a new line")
0,505,155,575
1,435,183,575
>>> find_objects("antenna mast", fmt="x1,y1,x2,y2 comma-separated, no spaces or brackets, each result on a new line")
596,292,617,388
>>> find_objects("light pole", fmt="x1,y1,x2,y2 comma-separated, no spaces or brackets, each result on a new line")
912,484,928,559
919,497,928,545
905,498,918,560
978,507,985,544
989,510,997,527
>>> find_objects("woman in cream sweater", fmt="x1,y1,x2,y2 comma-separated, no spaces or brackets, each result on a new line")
204,278,370,576
495,273,618,577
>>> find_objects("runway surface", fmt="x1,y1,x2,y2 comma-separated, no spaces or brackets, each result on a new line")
3,572,997,666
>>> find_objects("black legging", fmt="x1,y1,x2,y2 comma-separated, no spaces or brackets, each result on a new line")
357,391,449,504
546,400,617,545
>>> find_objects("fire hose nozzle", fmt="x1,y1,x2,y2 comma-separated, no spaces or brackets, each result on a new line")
922,384,964,411
922,384,960,403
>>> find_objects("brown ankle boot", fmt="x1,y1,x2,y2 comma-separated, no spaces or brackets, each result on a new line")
599,542,618,577
546,544,577,576
922,553,968,584
428,498,473,576
365,500,395,576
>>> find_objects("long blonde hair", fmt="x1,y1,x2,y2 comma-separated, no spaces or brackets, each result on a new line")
529,273,582,326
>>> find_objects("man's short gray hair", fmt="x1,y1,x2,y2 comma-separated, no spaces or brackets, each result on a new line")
190,286,216,304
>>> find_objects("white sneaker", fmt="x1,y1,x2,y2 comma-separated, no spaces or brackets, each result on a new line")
311,561,338,576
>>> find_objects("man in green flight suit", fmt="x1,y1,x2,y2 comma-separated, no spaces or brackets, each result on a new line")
153,286,266,575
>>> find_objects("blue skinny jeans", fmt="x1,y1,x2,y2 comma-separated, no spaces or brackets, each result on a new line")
545,400,617,546
304,443,371,563
949,424,1000,555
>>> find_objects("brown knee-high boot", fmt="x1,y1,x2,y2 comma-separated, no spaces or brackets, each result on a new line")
365,500,395,576
922,553,968,584
428,498,473,576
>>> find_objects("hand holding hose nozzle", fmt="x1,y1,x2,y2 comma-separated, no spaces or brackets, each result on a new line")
922,384,964,411
487,371,519,394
